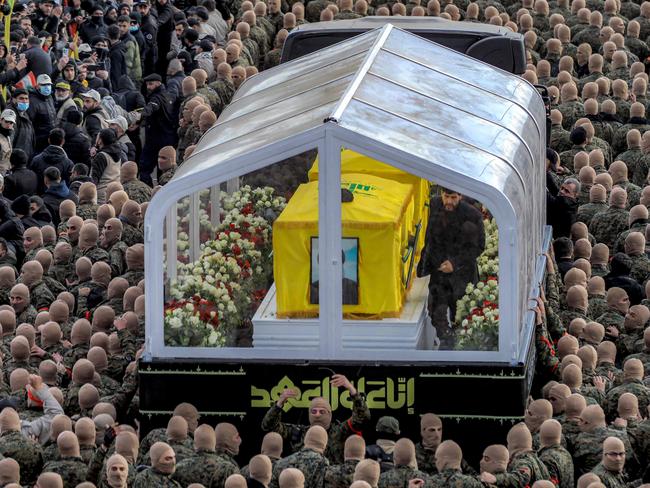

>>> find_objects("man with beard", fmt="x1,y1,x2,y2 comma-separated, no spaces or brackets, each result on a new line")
418,187,485,348
81,90,109,143
261,373,370,464
53,82,79,125
139,74,177,186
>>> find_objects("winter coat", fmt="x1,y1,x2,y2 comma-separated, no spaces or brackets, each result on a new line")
8,104,35,161
114,76,146,112
0,201,25,256
42,182,79,228
23,45,53,77
30,145,74,193
60,122,92,167
28,92,57,151
3,167,38,201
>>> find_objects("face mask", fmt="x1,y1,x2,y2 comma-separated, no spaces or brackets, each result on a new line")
39,85,52,96
17,102,29,112
86,71,96,79
92,15,103,24
129,25,139,32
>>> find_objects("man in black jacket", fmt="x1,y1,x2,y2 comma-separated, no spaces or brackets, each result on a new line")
60,111,92,167
81,90,109,143
133,4,157,76
31,0,60,35
28,74,57,153
7,89,35,161
139,74,178,185
547,177,580,238
153,0,174,75
3,150,38,201
30,128,75,193
42,167,78,228
79,6,109,44
107,25,128,90
419,187,486,348
23,36,53,77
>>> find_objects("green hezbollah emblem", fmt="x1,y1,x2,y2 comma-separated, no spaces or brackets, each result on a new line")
252,375,415,413
343,181,379,198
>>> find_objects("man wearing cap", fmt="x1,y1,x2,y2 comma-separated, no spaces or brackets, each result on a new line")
107,116,136,162
140,73,177,186
81,90,109,143
0,110,15,174
418,187,486,348
28,73,57,153
7,89,35,160
365,417,400,472
54,82,79,124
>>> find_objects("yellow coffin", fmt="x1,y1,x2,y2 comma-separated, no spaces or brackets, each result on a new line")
308,149,430,262
273,173,415,319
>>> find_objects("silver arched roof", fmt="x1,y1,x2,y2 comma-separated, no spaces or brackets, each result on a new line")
147,24,547,362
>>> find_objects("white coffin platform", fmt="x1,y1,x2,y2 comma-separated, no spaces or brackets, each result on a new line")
252,276,435,350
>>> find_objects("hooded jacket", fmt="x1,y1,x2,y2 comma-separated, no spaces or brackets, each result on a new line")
114,76,146,112
30,145,74,193
0,201,25,256
43,182,79,228
61,121,92,167
3,165,38,201
7,102,35,161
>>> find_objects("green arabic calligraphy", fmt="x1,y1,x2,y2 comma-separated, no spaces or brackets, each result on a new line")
252,376,415,411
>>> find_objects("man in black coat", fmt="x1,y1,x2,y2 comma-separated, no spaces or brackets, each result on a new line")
31,0,60,34
547,177,580,239
78,6,109,44
153,0,174,75
139,74,178,185
41,167,78,228
0,199,25,259
3,150,38,201
133,4,157,76
23,36,53,77
60,111,92,167
7,89,35,161
419,187,486,348
30,128,75,193
28,74,57,153
107,25,128,90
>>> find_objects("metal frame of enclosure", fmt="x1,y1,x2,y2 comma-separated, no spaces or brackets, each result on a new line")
144,25,548,365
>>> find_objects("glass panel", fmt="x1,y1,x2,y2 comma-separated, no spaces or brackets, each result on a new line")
162,149,319,350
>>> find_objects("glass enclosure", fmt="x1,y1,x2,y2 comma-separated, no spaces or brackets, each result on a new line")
144,24,546,364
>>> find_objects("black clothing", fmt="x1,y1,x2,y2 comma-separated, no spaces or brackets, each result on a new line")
153,0,174,75
30,146,75,194
140,84,178,185
140,14,158,76
604,254,645,304
0,201,25,258
69,175,94,195
28,92,57,152
83,107,108,144
42,182,79,228
90,143,123,185
23,45,53,77
78,17,108,43
8,104,35,161
3,167,38,201
109,40,128,90
419,197,486,315
60,122,92,167
114,76,146,112
547,189,578,238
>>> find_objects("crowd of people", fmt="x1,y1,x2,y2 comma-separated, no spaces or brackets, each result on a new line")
1,0,650,484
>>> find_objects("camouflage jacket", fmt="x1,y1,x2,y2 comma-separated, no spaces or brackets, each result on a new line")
614,148,647,187
588,295,609,320
591,263,610,278
627,253,650,284
270,448,329,488
173,449,223,487
138,428,194,465
42,455,88,488
573,426,632,476
596,309,626,333
261,392,370,463
377,465,431,488
63,343,89,370
75,281,107,317
493,451,550,488
0,430,44,485
616,180,642,209
264,49,282,71
123,179,153,204
323,459,358,488
577,202,609,227
626,349,650,373
429,468,482,488
169,438,195,464
537,444,574,488
158,166,176,186
613,221,648,255
105,240,128,278
120,268,144,287
77,202,99,221
415,442,477,477
590,462,628,488
82,245,111,265
132,467,183,488
590,207,630,251
557,101,585,131
121,221,143,247
29,280,56,311
604,379,650,421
